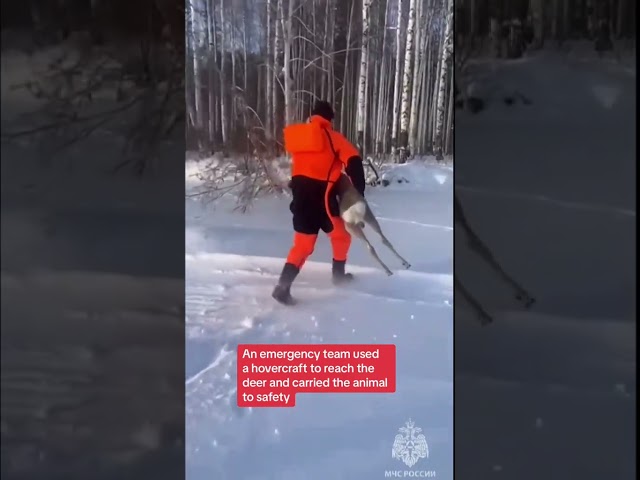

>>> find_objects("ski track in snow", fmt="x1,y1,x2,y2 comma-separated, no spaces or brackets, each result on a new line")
457,185,636,217
377,217,455,231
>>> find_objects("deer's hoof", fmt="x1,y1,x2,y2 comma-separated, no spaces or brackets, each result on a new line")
516,293,536,309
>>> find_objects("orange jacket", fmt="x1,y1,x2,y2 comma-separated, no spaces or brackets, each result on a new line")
283,115,360,184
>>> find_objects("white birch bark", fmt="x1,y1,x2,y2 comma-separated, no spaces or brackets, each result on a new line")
340,0,356,133
390,0,403,156
375,0,390,154
321,0,330,101
189,0,203,135
356,0,372,151
408,0,425,156
281,0,294,125
219,0,228,149
265,0,273,143
185,0,458,160
206,0,216,145
398,0,416,162
434,0,453,161
445,70,454,155
327,0,336,105
273,0,283,141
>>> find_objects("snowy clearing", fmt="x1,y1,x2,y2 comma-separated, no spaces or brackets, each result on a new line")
455,51,635,479
185,159,454,479
1,48,185,477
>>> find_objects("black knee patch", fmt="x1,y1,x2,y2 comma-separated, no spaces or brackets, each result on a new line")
290,176,336,234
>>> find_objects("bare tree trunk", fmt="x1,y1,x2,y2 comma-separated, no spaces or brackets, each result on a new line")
398,0,416,163
594,0,614,52
530,0,544,48
408,0,426,157
587,0,596,38
562,0,571,42
489,0,502,56
469,0,476,37
242,5,248,93
375,0,390,155
327,0,336,106
434,0,453,161
390,0,403,159
356,0,372,154
206,0,216,149
321,0,330,101
551,0,559,41
265,0,273,147
220,0,228,152
189,0,203,142
185,0,460,161
273,0,283,149
445,69,454,155
340,0,356,134
420,19,435,154
616,0,626,38
281,0,294,125
429,28,442,150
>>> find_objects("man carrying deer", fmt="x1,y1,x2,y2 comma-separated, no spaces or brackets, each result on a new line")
272,100,366,305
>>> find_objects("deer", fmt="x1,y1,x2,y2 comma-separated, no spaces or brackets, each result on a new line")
334,175,535,324
454,192,536,324
334,173,412,276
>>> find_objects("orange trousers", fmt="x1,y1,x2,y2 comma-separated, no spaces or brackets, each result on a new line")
286,217,351,269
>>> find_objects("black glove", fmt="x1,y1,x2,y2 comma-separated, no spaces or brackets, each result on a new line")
345,156,366,196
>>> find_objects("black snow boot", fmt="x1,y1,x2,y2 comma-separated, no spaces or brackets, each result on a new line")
332,259,354,285
272,262,300,305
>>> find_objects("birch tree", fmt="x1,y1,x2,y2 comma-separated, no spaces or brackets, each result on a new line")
398,0,417,163
265,0,273,144
185,0,465,165
281,0,294,126
339,0,356,136
390,0,404,158
189,0,203,141
273,0,283,146
434,0,453,161
375,0,391,155
356,0,372,154
408,0,427,155
530,0,544,48
219,0,228,151
206,0,216,145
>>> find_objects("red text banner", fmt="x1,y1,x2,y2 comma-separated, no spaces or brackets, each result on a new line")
237,343,396,407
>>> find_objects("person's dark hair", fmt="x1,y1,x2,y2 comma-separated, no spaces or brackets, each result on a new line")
311,100,334,121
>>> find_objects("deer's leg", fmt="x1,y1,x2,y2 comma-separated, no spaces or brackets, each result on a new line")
455,278,492,325
465,231,534,305
327,216,352,263
346,223,394,276
365,209,411,269
456,195,534,306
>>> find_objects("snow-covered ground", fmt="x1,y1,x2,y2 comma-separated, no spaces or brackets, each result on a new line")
185,160,455,479
1,47,185,478
455,50,636,479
